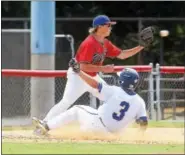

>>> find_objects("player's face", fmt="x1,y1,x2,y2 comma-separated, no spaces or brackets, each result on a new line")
99,24,112,37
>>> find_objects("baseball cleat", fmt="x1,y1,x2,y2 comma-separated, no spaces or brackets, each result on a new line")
32,117,47,127
37,121,49,135
32,117,49,136
32,117,40,127
33,127,43,136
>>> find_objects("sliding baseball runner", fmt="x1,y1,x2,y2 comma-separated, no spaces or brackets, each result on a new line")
33,59,148,135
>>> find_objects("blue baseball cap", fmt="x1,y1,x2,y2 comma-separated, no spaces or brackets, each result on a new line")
92,15,116,28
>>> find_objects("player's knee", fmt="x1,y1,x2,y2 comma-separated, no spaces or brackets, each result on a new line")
72,105,85,115
68,105,81,118
72,105,79,111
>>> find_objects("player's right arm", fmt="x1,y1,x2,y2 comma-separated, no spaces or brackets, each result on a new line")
78,70,99,89
69,58,114,101
76,42,114,73
78,70,114,101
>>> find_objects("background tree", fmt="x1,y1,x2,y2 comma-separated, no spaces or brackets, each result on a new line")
2,1,185,66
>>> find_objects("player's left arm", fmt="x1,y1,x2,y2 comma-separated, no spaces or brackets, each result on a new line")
106,26,154,60
136,116,148,131
117,46,144,60
135,100,148,131
106,40,144,60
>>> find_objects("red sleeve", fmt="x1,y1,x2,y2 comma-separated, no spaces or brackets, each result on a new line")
75,42,95,63
106,40,121,58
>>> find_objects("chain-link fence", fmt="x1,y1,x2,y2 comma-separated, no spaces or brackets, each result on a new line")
157,67,185,120
2,65,184,126
2,76,90,117
2,68,153,126
2,75,91,126
2,31,30,70
2,30,74,70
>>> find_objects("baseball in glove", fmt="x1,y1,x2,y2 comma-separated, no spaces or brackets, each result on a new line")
68,58,80,73
139,26,155,47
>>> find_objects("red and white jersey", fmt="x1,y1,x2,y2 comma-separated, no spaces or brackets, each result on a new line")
75,35,121,76
97,83,147,132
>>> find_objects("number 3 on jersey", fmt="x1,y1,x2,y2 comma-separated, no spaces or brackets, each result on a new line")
112,101,130,121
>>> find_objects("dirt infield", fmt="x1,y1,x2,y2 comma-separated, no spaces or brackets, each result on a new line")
2,126,184,145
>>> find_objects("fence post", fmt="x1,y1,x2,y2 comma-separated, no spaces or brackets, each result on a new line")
23,21,29,69
149,63,155,120
30,2,55,119
69,36,75,58
137,18,143,64
156,63,162,120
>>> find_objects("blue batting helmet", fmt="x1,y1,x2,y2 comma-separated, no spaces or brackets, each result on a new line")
117,68,140,93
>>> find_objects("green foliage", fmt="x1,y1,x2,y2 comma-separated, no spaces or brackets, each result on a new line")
2,1,30,17
2,1,185,65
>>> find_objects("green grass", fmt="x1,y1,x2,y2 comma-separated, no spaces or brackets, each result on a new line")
2,120,184,131
148,120,184,128
2,142,184,154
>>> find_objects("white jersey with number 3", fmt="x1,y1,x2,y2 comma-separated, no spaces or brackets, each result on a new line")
97,83,147,132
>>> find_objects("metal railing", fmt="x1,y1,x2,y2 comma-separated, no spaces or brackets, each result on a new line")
2,64,184,126
2,17,185,21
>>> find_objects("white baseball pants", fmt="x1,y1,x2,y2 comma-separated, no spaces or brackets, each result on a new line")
47,105,109,133
43,68,106,122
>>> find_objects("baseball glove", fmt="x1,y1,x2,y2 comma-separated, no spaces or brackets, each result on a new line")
139,26,155,47
68,58,80,73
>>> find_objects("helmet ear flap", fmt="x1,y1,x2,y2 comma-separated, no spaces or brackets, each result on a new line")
118,80,124,85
